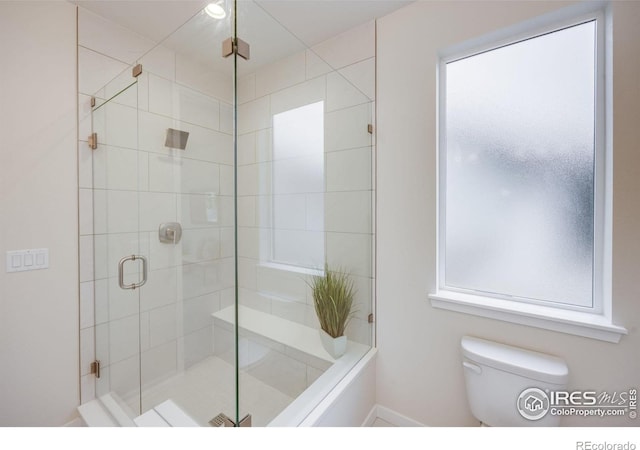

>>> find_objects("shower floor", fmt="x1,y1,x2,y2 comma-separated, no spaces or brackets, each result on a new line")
122,355,294,427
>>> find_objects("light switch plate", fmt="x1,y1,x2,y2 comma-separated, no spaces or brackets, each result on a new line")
6,249,49,273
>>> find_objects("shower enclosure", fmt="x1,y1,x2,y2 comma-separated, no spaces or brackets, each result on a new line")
84,0,374,426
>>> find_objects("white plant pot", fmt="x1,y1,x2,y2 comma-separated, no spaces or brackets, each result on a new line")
319,329,347,359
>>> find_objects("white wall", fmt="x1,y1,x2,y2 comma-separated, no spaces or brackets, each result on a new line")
0,1,79,426
376,0,640,426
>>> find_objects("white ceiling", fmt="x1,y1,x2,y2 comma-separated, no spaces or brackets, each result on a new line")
73,0,411,48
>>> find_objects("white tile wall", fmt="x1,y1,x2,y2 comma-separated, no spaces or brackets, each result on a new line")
325,102,372,152
326,147,372,192
139,192,177,231
140,267,178,311
326,71,370,112
238,227,259,259
305,50,333,80
238,96,270,134
181,327,214,369
255,52,306,98
139,45,175,81
237,133,256,165
109,355,140,398
326,232,373,278
175,54,232,103
182,293,220,335
238,196,256,227
79,188,93,236
270,297,308,324
180,158,220,194
325,191,372,234
148,73,173,117
238,257,258,291
220,102,233,134
149,304,178,348
220,227,234,258
105,146,138,190
339,57,376,101
106,190,138,233
79,235,94,283
270,77,325,116
109,314,140,363
80,327,95,376
256,129,272,163
93,279,109,325
177,85,220,130
181,228,220,264
148,152,179,193
256,265,308,302
104,103,138,150
149,229,182,270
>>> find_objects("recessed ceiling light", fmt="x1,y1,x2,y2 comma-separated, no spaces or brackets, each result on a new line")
205,2,226,19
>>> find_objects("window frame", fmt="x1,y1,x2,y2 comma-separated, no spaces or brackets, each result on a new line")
430,4,626,342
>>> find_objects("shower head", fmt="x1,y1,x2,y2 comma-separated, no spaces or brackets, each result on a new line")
165,128,189,150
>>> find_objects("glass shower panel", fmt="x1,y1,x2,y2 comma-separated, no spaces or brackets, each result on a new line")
91,70,144,418
134,4,236,426
234,0,375,426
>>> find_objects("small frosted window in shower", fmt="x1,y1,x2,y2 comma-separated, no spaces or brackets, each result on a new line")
443,21,597,308
271,101,325,269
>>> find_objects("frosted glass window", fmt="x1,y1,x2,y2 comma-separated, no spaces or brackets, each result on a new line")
443,21,597,308
271,101,325,269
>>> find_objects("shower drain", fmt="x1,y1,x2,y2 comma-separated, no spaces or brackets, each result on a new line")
209,413,235,427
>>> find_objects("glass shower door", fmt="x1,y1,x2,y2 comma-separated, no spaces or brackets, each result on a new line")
91,70,146,419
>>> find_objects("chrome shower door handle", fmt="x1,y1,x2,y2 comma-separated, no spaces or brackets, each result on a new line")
118,255,148,290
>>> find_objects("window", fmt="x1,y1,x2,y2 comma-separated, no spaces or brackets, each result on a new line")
431,10,626,342
270,101,325,270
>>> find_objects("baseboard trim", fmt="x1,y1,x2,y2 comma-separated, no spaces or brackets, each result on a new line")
363,404,427,427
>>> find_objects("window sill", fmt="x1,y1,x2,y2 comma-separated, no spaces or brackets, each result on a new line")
259,261,324,277
428,290,627,343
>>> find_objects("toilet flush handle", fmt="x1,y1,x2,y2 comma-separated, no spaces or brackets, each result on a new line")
463,361,482,375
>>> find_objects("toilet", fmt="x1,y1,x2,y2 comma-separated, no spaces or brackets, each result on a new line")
461,336,569,426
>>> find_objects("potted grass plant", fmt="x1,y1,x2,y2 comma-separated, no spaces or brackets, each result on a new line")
309,264,356,359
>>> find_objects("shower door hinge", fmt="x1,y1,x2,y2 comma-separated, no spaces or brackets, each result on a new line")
88,132,98,150
90,360,101,379
368,313,374,323
90,97,96,107
132,63,143,78
367,124,374,134
222,37,251,60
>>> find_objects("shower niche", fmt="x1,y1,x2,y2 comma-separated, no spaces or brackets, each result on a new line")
81,0,375,426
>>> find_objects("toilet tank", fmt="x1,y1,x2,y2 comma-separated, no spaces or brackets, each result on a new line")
461,336,569,426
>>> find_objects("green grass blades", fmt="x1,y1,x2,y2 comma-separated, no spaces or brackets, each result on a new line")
309,264,356,338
